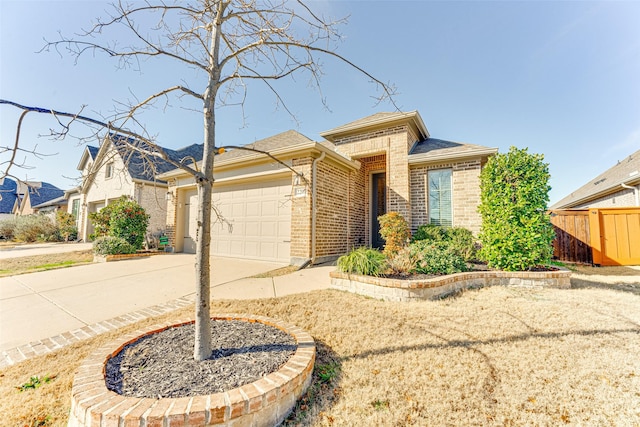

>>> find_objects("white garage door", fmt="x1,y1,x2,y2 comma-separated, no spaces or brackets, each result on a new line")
183,178,292,263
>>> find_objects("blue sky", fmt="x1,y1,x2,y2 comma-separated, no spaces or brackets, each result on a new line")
1,0,639,205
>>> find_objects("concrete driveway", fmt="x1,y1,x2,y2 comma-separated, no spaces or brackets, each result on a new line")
0,253,333,354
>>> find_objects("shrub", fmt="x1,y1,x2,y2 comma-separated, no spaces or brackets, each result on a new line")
93,236,136,255
88,197,149,249
384,246,418,276
410,240,468,275
478,146,555,271
108,200,149,249
0,218,16,240
412,223,447,243
413,224,478,261
56,211,77,242
337,247,386,277
88,205,112,239
13,215,59,242
446,227,478,261
378,212,410,256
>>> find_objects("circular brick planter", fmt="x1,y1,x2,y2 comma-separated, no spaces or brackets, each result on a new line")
68,314,315,427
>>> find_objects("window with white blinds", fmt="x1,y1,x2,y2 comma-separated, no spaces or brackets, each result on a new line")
428,169,452,227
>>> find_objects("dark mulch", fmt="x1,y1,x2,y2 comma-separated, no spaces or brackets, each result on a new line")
105,320,297,398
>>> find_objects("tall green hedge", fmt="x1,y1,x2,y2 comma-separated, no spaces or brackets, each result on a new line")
478,146,555,271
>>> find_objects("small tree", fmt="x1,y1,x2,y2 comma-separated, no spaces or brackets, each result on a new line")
56,210,77,242
478,146,555,271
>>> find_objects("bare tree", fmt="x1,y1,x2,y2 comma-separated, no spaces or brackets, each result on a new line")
4,0,395,361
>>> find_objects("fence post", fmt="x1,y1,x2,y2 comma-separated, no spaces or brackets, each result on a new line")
588,209,602,265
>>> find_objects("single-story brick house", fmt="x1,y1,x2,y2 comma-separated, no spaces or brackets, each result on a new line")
159,111,497,265
72,134,203,241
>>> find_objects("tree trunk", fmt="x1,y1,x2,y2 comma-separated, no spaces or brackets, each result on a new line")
193,4,223,362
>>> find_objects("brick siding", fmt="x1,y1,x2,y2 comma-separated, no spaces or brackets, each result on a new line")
410,159,484,235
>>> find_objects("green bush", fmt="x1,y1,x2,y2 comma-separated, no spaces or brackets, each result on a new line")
337,247,386,277
89,197,149,249
412,224,478,261
412,223,447,243
93,236,136,255
410,241,468,275
378,212,410,256
56,211,77,242
13,215,59,242
0,218,16,240
478,146,555,271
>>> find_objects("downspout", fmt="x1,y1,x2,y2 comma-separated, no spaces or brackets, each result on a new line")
311,152,326,264
621,182,640,206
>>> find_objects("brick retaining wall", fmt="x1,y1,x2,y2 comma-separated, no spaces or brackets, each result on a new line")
330,269,571,302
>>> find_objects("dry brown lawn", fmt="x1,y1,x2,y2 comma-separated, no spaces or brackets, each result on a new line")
2,285,640,426
0,251,93,277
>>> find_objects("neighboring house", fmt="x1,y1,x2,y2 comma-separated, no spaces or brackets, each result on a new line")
552,148,640,209
12,181,65,216
0,177,19,221
32,195,68,215
74,133,203,241
159,111,497,265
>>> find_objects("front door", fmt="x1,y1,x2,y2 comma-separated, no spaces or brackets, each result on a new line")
371,172,386,249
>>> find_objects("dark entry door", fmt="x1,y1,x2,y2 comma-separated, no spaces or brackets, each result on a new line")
371,172,386,249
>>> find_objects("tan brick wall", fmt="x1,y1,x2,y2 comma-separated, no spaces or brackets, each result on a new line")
135,183,169,235
333,125,417,245
410,158,484,235
290,158,313,260
314,161,350,257
165,183,178,247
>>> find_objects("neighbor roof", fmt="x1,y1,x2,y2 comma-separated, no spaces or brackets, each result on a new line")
32,195,68,209
27,182,65,207
0,177,18,214
110,134,204,182
552,148,640,209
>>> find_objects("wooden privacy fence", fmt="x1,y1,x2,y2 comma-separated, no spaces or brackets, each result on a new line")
550,207,640,266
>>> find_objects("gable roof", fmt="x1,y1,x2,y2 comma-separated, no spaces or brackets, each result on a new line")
320,111,429,142
108,134,204,182
0,177,18,214
27,182,65,207
77,145,100,171
408,138,497,164
552,148,640,209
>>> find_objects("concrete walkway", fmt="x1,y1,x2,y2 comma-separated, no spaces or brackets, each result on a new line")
0,253,334,363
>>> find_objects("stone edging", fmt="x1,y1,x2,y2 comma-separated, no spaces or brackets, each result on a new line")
68,314,315,427
93,251,170,263
330,269,572,302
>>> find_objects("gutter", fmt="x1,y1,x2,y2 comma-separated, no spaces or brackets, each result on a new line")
621,182,640,206
311,152,326,264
